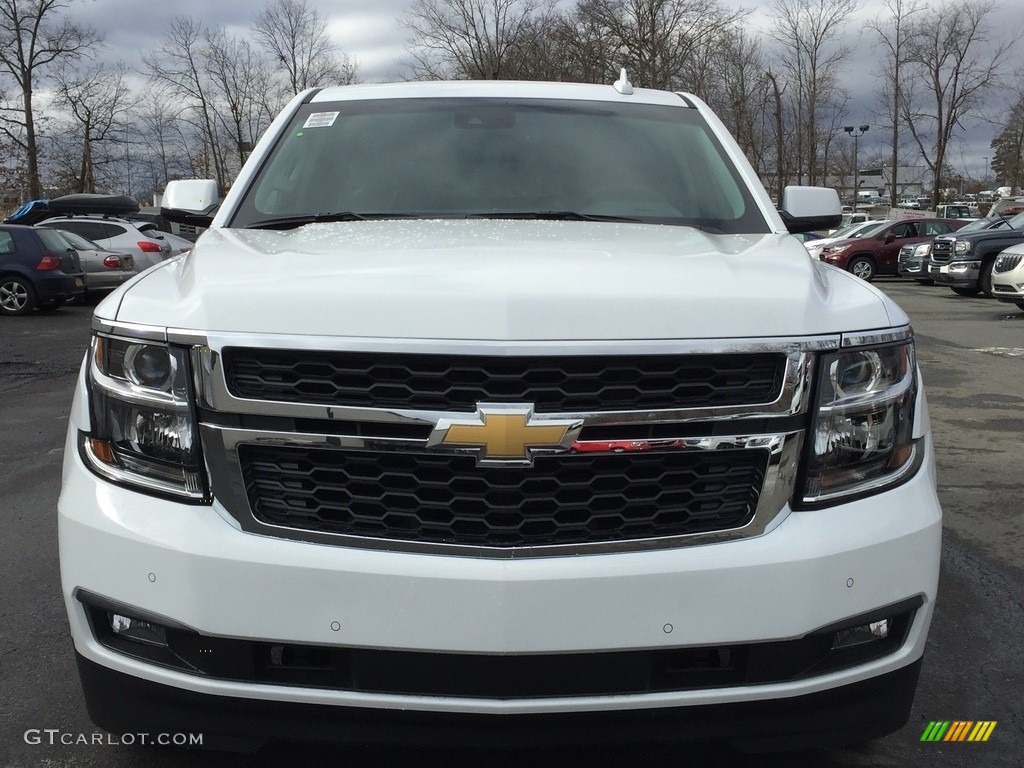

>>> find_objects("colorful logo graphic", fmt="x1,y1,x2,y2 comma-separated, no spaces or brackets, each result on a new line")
920,721,997,742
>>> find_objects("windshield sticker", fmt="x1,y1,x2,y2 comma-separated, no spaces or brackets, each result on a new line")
303,112,339,129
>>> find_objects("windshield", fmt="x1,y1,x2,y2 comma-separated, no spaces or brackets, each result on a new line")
957,218,995,233
830,220,887,240
231,97,769,234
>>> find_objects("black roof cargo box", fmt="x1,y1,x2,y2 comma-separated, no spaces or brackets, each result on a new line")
48,194,140,216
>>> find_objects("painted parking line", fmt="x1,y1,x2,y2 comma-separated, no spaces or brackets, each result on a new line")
971,347,1024,358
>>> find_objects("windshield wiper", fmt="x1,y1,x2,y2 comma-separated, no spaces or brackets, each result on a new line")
245,212,415,230
467,211,644,223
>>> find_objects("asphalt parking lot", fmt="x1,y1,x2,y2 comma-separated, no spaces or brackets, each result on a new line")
1,280,1021,768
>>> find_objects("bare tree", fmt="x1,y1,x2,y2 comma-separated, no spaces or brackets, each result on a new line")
403,0,553,80
54,62,134,193
869,0,922,207
573,0,746,90
765,69,788,201
204,29,276,169
990,75,1024,192
767,0,857,185
698,29,770,168
901,0,1011,206
143,17,230,193
134,96,192,194
0,0,101,198
252,0,357,94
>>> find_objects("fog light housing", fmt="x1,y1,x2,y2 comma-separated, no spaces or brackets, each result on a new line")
110,613,170,648
832,619,890,650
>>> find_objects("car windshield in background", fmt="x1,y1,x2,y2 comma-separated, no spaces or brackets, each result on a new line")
846,221,888,238
231,98,770,235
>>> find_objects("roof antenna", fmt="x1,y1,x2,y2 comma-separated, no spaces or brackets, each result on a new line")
613,68,633,95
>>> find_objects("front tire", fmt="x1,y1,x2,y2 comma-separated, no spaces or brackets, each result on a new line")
0,275,37,315
979,261,994,298
847,256,876,281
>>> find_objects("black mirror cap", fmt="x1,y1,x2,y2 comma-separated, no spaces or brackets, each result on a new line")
160,204,218,228
778,210,842,234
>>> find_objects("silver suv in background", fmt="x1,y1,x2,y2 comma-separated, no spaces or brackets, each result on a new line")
39,216,171,271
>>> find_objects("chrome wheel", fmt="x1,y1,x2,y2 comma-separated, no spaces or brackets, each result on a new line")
848,257,875,281
0,276,35,315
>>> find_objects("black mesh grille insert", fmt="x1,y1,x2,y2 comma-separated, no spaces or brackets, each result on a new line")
929,240,953,263
240,446,768,547
223,349,787,413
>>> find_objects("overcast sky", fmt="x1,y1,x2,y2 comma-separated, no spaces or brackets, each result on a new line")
64,0,1023,179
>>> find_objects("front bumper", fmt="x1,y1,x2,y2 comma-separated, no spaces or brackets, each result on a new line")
928,260,979,287
75,652,924,752
59,407,943,747
991,274,1024,302
897,258,927,278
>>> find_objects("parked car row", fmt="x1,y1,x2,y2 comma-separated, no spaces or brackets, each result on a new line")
812,217,967,281
803,209,1024,312
1,194,192,316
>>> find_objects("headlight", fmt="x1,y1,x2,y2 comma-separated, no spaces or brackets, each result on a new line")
915,244,931,257
799,338,919,505
81,334,208,500
953,240,972,255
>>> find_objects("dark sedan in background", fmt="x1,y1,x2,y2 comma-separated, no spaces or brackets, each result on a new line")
0,224,85,315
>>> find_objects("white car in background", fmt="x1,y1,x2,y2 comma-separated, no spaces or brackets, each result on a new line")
991,242,1024,310
803,219,891,260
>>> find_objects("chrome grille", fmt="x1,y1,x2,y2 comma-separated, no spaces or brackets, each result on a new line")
240,445,768,548
994,252,1023,273
178,332,837,556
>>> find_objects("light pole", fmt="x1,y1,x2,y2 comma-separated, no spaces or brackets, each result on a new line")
983,157,989,186
844,125,869,204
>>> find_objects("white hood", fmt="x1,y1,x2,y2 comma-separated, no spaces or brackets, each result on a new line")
106,220,903,340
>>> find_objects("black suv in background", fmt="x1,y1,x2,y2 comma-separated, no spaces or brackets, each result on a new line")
0,224,85,315
929,211,1024,296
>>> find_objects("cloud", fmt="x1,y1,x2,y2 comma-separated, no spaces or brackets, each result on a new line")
325,11,412,82
52,0,1024,176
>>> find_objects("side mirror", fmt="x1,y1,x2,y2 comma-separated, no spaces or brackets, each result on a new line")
778,186,842,234
160,179,219,227
884,234,896,244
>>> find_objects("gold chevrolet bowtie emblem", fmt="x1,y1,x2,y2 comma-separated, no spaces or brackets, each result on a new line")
427,404,582,466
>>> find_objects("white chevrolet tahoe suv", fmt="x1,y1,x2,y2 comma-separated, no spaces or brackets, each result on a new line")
59,78,941,752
